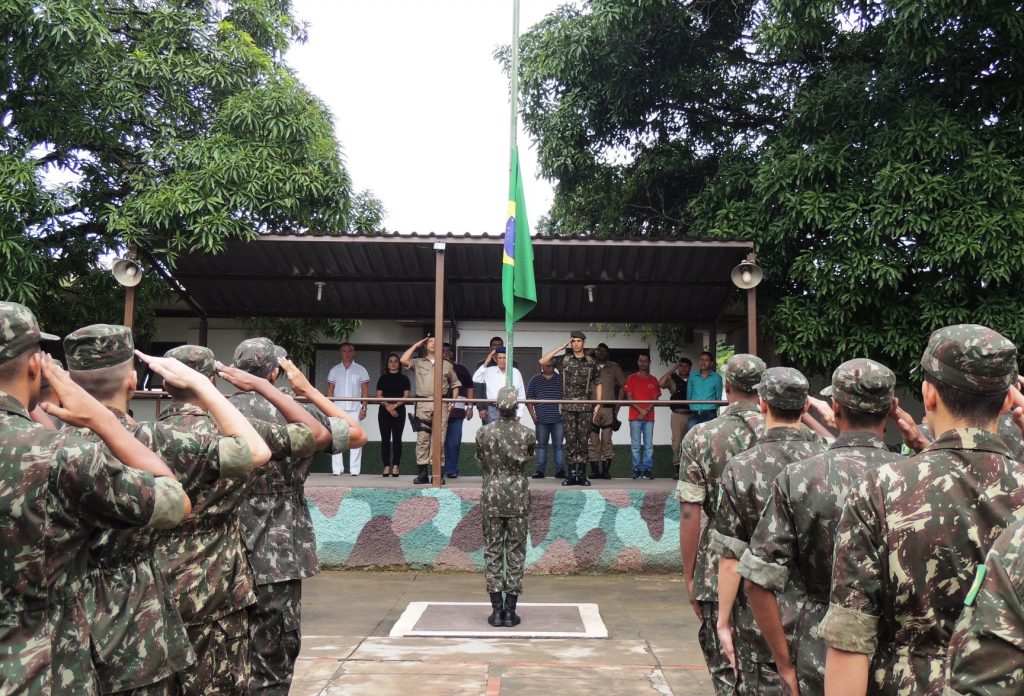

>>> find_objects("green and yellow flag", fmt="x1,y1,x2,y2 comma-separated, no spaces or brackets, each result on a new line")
502,145,537,333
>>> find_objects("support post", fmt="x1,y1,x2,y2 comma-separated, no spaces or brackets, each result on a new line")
123,286,136,331
746,287,758,356
432,242,446,488
198,316,208,347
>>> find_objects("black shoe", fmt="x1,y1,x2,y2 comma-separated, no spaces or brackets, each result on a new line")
632,469,640,480
531,472,545,479
578,476,591,487
644,471,654,480
448,473,458,479
600,460,612,479
503,594,521,627
554,471,567,479
413,467,430,484
488,592,505,627
561,474,577,486
589,461,600,478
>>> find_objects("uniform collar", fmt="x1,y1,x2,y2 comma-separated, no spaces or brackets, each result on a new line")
759,426,806,443
105,405,135,426
159,401,206,419
925,428,1015,458
723,400,759,416
0,390,31,421
830,432,888,451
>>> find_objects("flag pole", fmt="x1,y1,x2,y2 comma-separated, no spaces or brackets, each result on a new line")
506,0,521,388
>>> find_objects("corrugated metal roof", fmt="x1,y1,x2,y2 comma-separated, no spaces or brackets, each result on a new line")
165,232,753,324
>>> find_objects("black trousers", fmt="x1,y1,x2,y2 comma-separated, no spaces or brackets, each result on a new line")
378,406,405,467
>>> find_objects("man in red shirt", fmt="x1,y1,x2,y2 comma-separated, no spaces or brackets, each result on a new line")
625,353,661,480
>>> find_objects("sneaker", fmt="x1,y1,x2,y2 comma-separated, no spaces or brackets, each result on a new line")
643,471,654,480
554,471,567,479
632,469,640,480
531,472,545,479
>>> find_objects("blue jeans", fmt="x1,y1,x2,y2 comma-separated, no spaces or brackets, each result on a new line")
443,416,464,476
535,421,565,475
629,420,654,471
688,409,717,430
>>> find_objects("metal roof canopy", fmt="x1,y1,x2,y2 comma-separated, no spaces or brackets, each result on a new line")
165,233,754,325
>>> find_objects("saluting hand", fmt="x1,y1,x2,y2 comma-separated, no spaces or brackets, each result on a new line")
135,351,206,391
277,357,313,396
890,397,930,451
214,361,269,392
39,353,110,428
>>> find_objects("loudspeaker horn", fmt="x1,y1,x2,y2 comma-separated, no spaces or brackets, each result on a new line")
730,260,763,289
112,258,143,287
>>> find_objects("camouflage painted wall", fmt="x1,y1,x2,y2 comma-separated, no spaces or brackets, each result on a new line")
305,487,681,573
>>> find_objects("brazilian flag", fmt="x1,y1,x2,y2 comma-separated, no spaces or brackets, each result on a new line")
502,145,537,332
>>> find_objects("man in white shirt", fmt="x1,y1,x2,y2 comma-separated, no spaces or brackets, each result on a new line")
472,347,527,421
326,342,369,475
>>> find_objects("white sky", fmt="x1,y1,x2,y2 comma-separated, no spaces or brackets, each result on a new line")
286,0,571,234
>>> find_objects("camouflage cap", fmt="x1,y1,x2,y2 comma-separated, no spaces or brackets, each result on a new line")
724,353,766,391
754,366,809,410
821,359,895,414
64,324,134,370
919,324,1018,395
233,337,276,375
164,345,216,378
496,386,518,413
0,301,59,363
570,330,586,340
273,345,288,361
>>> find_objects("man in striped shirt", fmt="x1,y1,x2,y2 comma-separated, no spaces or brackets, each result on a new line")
527,362,564,478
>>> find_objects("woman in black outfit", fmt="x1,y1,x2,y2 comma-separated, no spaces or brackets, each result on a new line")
376,353,410,476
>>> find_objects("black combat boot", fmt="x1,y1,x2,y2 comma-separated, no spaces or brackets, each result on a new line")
589,461,600,479
503,594,521,627
487,592,505,626
600,460,613,479
561,467,577,486
577,469,591,486
413,466,430,484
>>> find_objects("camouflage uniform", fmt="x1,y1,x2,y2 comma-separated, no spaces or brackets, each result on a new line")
738,359,901,694
155,345,317,695
0,303,187,695
944,518,1024,696
675,353,767,696
713,367,828,693
64,325,254,695
478,388,536,595
821,325,1024,695
229,338,350,696
560,331,600,485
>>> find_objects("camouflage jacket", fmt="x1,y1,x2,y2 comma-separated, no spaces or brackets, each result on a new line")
229,390,350,584
70,409,250,693
476,419,536,517
997,412,1024,463
738,432,902,691
820,428,1024,695
560,353,599,412
153,401,316,624
675,400,764,601
0,392,185,695
945,517,1024,696
712,427,828,666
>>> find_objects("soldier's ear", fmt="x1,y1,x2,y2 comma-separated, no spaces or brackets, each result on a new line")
26,350,42,382
128,368,138,392
921,380,939,414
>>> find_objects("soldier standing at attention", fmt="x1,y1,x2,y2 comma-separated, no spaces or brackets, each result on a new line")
229,338,363,696
478,387,537,627
540,331,602,487
63,325,270,696
589,342,625,480
0,302,188,694
713,367,828,692
676,354,766,696
821,325,1024,696
738,359,902,695
156,345,329,695
401,334,461,484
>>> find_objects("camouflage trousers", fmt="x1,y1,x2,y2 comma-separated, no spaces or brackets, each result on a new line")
483,514,528,595
109,677,179,695
179,608,250,696
248,580,301,696
562,410,593,472
737,660,782,696
587,407,615,461
414,403,448,466
697,601,737,696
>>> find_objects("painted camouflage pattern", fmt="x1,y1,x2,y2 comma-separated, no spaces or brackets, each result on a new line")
63,324,135,370
248,580,302,696
0,391,175,695
754,367,809,410
69,409,243,693
712,427,828,670
0,300,58,361
944,517,1024,696
738,432,902,693
821,428,1024,695
919,324,1017,395
820,358,896,413
477,407,536,594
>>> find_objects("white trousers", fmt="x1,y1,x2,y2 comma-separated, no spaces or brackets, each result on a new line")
331,409,362,474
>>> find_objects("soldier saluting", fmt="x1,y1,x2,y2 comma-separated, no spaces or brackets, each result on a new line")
540,331,602,486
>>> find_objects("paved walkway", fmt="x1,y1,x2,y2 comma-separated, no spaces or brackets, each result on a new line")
291,571,713,695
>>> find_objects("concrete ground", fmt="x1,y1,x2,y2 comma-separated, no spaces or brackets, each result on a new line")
291,570,712,695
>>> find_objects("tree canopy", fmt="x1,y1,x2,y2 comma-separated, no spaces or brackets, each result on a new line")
514,0,1024,377
0,0,360,343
